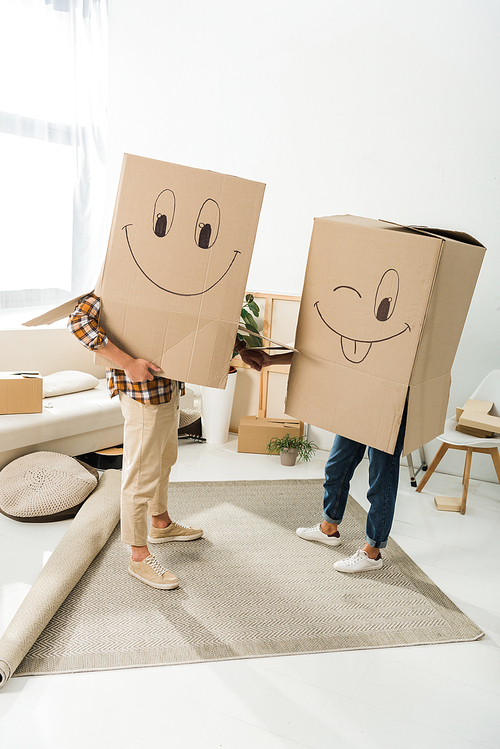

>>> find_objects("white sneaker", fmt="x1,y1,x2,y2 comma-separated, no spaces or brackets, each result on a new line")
334,549,383,573
296,523,341,546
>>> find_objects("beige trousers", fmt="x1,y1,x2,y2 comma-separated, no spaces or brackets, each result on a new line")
118,387,179,546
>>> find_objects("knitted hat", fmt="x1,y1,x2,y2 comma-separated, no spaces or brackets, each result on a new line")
0,452,99,523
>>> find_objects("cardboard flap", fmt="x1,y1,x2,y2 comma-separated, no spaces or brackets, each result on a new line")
381,219,485,248
22,293,93,327
464,399,493,414
404,373,451,455
459,410,500,433
407,226,485,247
236,325,298,352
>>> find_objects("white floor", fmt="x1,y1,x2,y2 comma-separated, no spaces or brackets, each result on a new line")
1,436,500,749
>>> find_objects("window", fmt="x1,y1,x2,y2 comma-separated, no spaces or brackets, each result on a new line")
0,0,108,329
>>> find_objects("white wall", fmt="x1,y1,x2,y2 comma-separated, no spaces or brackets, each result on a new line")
105,0,500,480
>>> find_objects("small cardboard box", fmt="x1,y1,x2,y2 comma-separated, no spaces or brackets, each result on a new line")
0,373,43,414
24,155,266,390
286,216,485,455
237,416,302,454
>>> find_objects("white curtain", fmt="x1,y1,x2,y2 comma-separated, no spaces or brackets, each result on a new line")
0,0,108,327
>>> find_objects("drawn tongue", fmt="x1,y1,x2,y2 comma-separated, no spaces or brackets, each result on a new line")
341,337,372,364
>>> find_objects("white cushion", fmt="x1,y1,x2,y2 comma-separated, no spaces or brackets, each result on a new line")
0,451,98,519
43,370,99,398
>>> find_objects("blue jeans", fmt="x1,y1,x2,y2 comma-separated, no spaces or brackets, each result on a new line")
322,407,407,549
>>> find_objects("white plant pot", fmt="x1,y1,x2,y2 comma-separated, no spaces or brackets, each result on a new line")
200,370,237,445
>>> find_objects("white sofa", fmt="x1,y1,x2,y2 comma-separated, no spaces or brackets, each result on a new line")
0,327,204,471
0,379,124,470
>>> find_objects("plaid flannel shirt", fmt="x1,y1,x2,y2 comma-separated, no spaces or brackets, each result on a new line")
68,293,184,403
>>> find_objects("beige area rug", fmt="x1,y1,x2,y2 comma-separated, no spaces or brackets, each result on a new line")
1,475,483,683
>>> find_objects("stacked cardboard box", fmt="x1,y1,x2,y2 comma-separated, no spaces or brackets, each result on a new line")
237,416,302,454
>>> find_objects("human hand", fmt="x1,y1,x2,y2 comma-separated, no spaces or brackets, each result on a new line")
239,348,266,371
124,358,162,382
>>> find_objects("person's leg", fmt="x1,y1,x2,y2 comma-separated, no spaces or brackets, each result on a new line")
119,393,179,589
323,434,367,528
120,393,179,548
148,385,179,527
147,386,203,543
297,434,366,545
364,406,407,551
334,407,407,573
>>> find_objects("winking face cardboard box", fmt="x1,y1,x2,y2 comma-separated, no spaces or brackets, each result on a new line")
285,215,485,455
24,155,266,389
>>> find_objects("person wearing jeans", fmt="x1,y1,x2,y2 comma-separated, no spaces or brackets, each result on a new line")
239,346,407,573
297,405,407,572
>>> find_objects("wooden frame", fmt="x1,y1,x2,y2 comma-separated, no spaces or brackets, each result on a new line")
230,291,302,429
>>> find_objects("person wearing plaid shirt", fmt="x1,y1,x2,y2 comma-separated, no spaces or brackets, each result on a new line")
68,293,203,590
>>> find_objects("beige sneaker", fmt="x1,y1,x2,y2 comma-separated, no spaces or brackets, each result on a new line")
128,554,179,589
148,521,203,544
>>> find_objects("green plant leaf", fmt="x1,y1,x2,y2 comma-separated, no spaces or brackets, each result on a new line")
240,333,263,348
248,334,263,348
240,312,260,334
265,433,318,462
248,301,260,316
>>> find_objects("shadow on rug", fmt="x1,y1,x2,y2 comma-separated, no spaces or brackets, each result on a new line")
13,478,483,678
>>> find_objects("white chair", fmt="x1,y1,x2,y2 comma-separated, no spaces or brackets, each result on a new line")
416,370,500,514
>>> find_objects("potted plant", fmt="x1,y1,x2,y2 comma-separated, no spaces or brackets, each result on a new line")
233,293,263,360
266,433,318,466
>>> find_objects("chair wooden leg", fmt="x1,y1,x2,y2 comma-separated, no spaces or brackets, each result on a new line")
460,447,473,515
489,447,500,484
416,443,449,492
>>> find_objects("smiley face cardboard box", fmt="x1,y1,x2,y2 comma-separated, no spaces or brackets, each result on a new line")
285,215,485,455
24,154,265,388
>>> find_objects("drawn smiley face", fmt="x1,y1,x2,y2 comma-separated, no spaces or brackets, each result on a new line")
314,268,411,363
123,188,241,297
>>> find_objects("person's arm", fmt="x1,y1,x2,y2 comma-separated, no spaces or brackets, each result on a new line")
97,339,161,382
68,293,161,382
234,337,294,372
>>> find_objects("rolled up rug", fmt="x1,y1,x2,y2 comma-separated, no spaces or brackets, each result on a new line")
0,469,121,687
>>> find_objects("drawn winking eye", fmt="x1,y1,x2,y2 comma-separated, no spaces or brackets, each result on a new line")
152,189,176,238
374,269,399,321
195,199,220,249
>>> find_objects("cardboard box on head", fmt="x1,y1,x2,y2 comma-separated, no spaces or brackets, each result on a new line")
24,154,266,389
285,215,486,456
